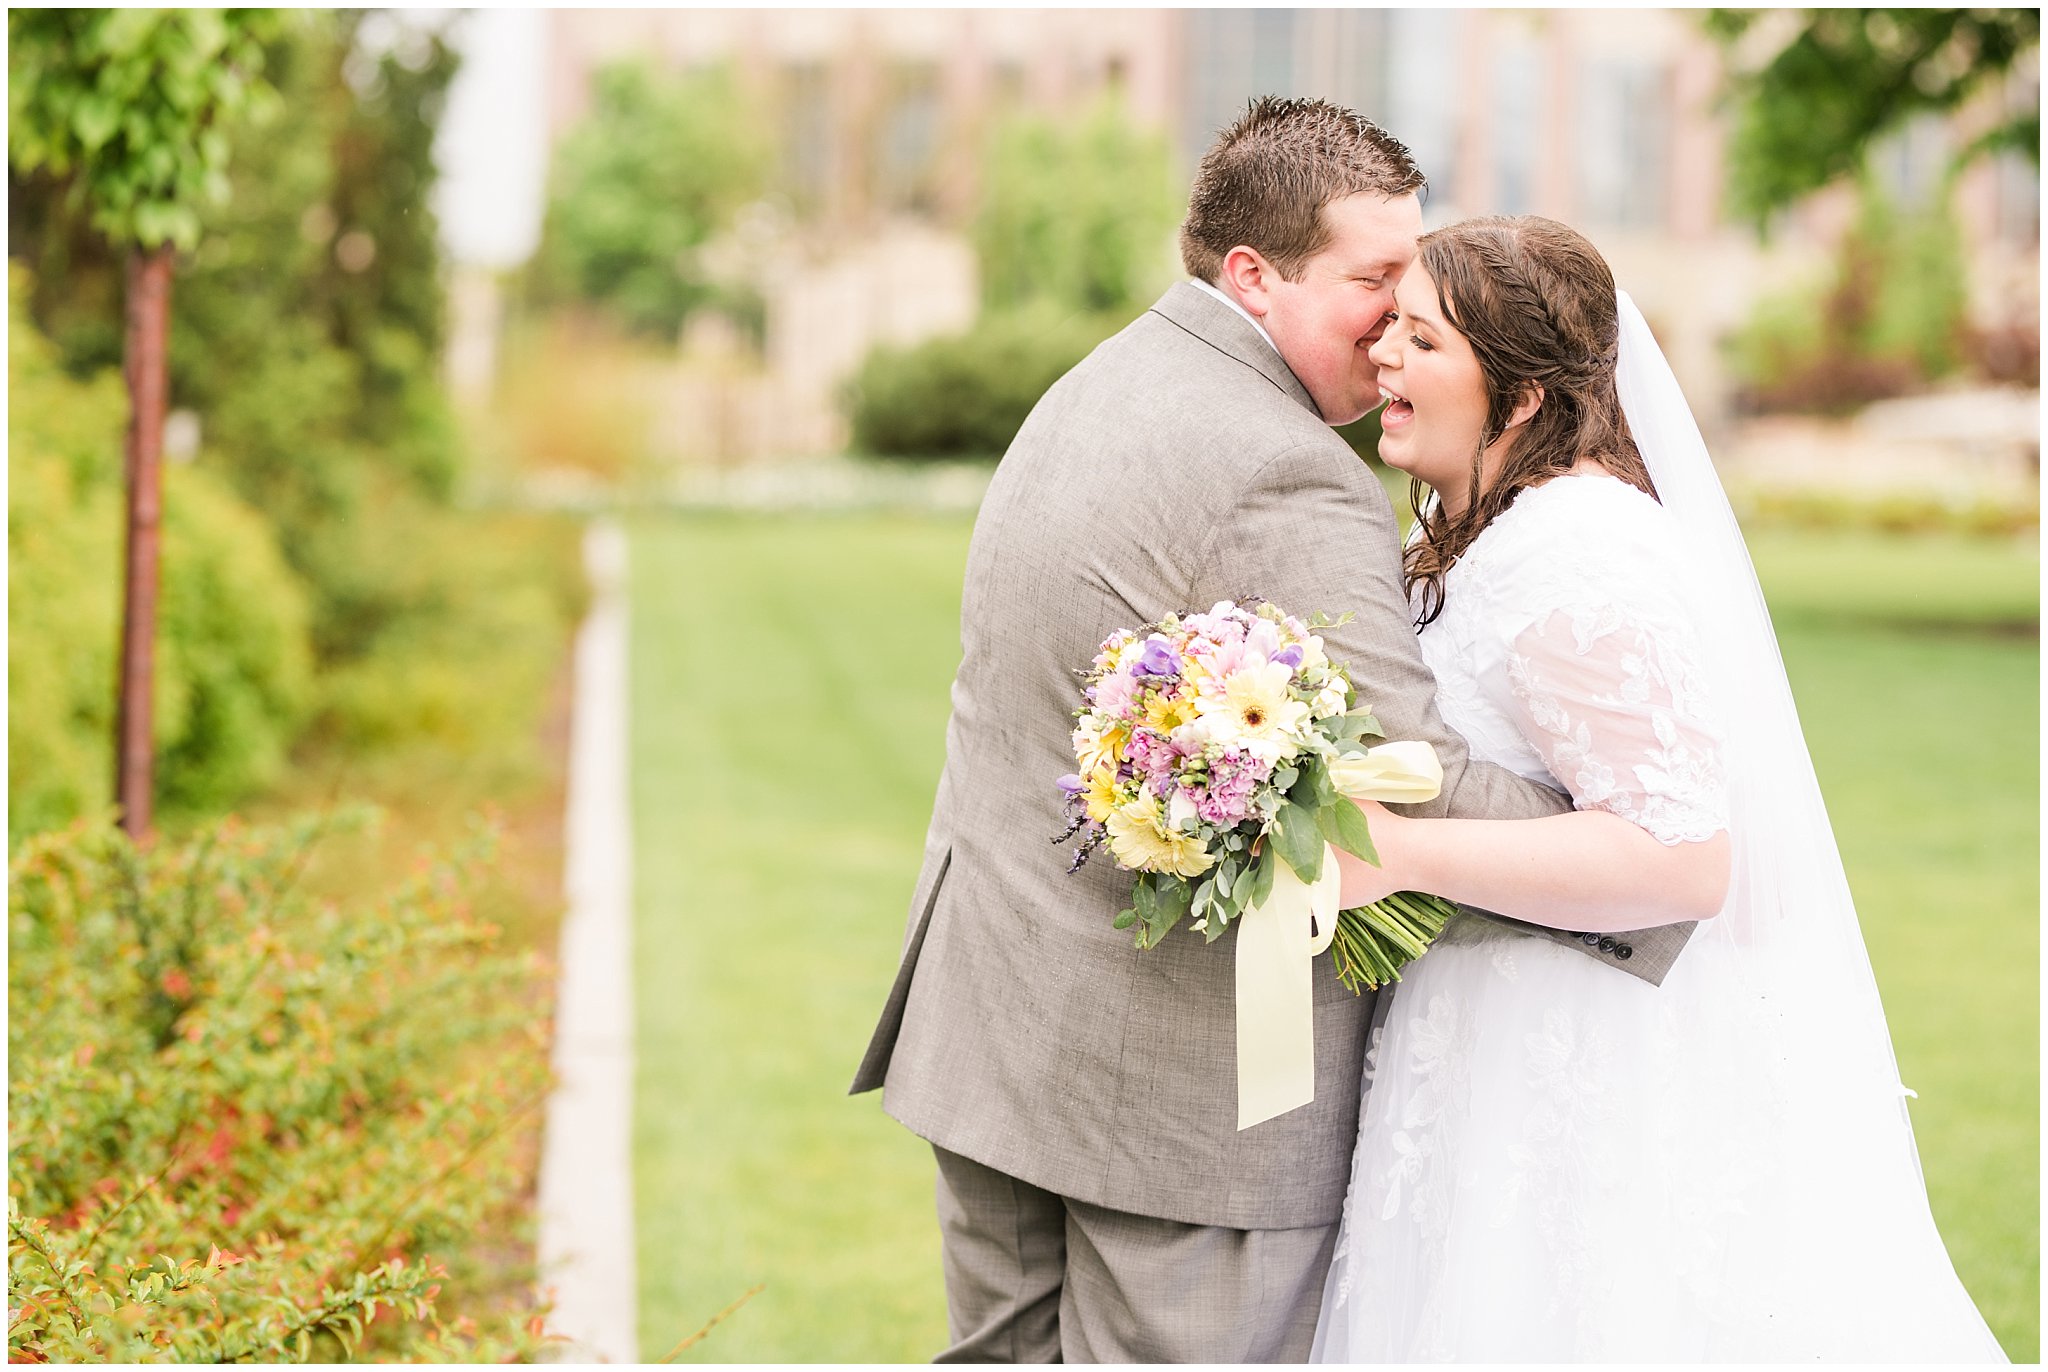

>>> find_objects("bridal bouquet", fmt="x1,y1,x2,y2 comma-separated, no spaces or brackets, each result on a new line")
1055,598,1458,995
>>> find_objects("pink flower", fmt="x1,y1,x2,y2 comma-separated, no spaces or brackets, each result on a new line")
1094,665,1139,720
1199,635,1265,681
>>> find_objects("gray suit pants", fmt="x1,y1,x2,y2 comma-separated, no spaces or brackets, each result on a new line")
932,1146,1339,1363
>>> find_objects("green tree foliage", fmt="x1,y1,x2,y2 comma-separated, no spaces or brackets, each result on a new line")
9,12,585,832
8,814,550,1360
12,14,470,660
974,92,1180,317
1707,9,2041,226
1728,175,1971,414
538,61,768,338
6,9,280,250
10,269,312,843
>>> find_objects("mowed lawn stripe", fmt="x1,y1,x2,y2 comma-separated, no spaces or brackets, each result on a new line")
630,512,964,1361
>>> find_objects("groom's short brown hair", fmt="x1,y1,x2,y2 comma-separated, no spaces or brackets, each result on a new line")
1179,96,1425,284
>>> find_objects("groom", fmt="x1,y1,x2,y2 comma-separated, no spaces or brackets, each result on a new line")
852,98,1683,1362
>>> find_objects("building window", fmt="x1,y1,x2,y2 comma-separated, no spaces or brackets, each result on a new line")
1490,32,1543,216
780,61,832,219
1993,148,2040,246
1386,9,1461,218
876,62,944,216
1180,9,1301,161
1871,111,1949,211
1296,10,1389,126
1578,61,1670,231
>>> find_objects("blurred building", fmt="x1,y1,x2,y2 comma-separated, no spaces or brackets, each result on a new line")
525,7,2040,464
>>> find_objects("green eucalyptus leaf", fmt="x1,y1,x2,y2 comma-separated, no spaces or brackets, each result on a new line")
1247,844,1277,909
1271,802,1324,883
1318,798,1380,866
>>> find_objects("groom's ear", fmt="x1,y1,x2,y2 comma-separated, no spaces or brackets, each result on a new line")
1219,246,1274,318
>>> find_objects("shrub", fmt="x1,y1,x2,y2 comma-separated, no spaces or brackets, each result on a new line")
9,269,313,843
844,310,1119,461
305,504,584,754
1726,483,2040,538
7,812,553,1362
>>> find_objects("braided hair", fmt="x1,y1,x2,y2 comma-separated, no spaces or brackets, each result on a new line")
1402,216,1658,628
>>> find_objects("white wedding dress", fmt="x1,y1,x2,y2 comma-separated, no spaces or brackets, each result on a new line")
1310,473,2007,1362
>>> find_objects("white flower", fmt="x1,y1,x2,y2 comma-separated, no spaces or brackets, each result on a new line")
1198,662,1311,761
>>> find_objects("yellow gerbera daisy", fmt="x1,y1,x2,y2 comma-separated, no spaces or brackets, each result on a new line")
1104,792,1214,878
1081,764,1122,824
1143,690,1198,735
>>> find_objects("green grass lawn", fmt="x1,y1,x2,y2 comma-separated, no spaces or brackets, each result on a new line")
630,512,2037,1362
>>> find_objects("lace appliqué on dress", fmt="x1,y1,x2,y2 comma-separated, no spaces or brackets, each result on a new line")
1505,601,1728,846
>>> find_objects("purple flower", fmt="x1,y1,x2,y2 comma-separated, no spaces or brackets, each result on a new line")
1056,773,1083,796
1272,645,1303,669
1135,636,1181,678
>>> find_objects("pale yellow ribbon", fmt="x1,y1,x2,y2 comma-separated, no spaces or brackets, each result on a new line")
1236,737,1445,1130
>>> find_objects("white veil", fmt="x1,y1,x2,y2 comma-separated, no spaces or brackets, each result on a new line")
1612,291,2005,1359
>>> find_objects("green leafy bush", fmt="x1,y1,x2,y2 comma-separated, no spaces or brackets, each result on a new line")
306,503,584,754
9,268,312,843
1727,483,2040,538
844,310,1119,461
8,813,552,1362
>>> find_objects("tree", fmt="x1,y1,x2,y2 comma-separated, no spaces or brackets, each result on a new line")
974,92,1180,318
539,61,768,339
8,9,280,838
1707,9,2040,227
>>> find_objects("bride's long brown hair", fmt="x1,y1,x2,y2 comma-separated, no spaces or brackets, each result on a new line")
1402,216,1658,628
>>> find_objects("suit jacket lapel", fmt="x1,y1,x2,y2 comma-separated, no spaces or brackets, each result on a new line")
1149,281,1323,420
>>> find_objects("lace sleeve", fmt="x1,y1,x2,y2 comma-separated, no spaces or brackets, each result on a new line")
1502,600,1729,846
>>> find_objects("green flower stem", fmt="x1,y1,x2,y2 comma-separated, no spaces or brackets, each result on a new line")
1329,891,1460,993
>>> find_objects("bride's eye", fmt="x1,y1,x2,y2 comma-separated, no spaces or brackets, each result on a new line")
1411,335,1433,352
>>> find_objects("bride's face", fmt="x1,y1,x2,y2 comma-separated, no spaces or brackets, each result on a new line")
1367,268,1492,506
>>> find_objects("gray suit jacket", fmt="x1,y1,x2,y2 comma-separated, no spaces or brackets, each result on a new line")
851,283,1693,1231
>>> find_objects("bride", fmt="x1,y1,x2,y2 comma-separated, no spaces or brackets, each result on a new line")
1310,215,2007,1362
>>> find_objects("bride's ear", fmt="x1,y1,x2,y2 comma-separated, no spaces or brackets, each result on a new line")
1219,246,1273,318
1507,384,1545,431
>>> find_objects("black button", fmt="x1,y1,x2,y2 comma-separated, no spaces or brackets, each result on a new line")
1615,944,1633,960
1597,937,1617,952
1579,932,1600,945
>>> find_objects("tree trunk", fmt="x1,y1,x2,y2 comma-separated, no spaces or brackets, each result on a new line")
114,243,173,840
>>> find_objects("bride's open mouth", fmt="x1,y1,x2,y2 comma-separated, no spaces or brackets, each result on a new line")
1380,383,1414,429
